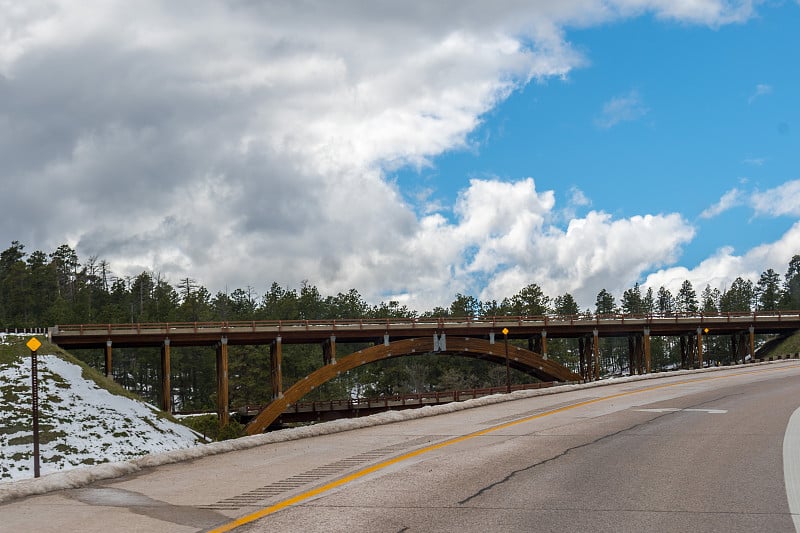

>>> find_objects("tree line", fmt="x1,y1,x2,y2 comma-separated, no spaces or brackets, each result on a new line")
1,240,799,411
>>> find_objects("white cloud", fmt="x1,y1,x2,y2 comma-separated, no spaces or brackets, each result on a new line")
0,0,769,313
644,221,800,296
611,0,757,25
387,178,695,310
748,83,773,104
594,90,649,129
700,188,743,219
569,187,591,207
751,180,800,217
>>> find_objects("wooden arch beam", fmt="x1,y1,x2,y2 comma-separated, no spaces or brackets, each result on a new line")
245,336,580,435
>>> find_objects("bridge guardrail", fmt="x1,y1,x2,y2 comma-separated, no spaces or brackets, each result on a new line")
232,381,562,417
51,310,800,337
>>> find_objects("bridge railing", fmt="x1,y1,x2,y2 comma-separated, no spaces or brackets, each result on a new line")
51,310,800,336
234,381,563,417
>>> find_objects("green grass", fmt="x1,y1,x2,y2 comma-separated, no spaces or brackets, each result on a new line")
2,335,188,429
0,335,34,365
757,330,800,358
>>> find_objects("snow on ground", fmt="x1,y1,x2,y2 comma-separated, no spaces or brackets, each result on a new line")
1,335,200,483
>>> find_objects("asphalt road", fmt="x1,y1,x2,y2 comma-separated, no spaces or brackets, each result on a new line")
3,362,800,532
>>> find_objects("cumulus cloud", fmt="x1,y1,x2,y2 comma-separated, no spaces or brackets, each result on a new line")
383,178,695,309
644,221,800,296
0,0,771,312
594,90,649,129
700,188,743,219
751,180,800,217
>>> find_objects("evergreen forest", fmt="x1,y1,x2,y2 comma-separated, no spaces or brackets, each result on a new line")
2,241,799,412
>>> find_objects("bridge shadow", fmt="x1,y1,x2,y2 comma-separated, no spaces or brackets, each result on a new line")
245,336,580,435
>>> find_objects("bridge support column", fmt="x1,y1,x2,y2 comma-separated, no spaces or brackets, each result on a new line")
628,334,644,375
323,336,337,365
579,336,594,382
105,340,113,379
271,336,283,399
749,326,755,362
216,337,229,426
160,339,171,413
643,328,651,373
680,334,697,369
541,330,548,360
697,328,704,368
528,336,543,354
732,331,749,364
593,329,600,381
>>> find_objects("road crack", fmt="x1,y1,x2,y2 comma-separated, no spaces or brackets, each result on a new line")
458,392,740,505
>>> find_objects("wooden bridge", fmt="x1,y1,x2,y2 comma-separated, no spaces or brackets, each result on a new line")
49,311,800,434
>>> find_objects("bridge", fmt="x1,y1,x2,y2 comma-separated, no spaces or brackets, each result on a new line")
48,311,800,434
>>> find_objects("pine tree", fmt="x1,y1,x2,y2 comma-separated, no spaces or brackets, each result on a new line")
676,280,699,314
657,286,674,316
755,268,781,311
595,289,616,315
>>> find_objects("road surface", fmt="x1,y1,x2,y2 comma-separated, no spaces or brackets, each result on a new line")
2,361,800,532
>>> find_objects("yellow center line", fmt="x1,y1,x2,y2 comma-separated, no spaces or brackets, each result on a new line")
209,363,799,532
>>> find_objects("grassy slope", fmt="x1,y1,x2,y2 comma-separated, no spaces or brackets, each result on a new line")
755,329,800,358
0,335,181,423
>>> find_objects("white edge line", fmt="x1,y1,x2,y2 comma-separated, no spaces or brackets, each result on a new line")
784,405,800,532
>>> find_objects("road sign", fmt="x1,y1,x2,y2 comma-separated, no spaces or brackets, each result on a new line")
27,337,42,352
502,327,509,335
27,337,41,478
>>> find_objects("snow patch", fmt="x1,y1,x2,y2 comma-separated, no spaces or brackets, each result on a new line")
1,351,200,486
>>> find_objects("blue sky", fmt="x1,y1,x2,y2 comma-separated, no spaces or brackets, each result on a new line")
396,3,799,273
1,1,798,311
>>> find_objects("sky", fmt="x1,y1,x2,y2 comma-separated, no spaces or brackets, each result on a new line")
1,0,798,311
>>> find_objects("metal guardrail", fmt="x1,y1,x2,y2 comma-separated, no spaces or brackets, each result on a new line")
2,328,49,335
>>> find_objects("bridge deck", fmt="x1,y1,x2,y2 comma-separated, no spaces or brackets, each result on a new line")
50,312,800,348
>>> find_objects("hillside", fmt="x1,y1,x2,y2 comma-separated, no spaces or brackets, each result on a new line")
756,329,800,359
0,334,200,482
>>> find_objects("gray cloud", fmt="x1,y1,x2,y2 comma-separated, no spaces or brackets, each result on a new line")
0,0,772,310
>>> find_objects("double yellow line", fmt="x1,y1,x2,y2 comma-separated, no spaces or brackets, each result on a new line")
209,363,798,532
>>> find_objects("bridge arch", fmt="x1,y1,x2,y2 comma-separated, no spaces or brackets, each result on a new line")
245,336,580,435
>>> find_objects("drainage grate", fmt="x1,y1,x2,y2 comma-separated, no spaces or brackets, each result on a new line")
199,435,442,510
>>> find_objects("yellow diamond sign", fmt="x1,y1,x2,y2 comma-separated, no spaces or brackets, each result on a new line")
502,327,509,335
26,337,42,352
